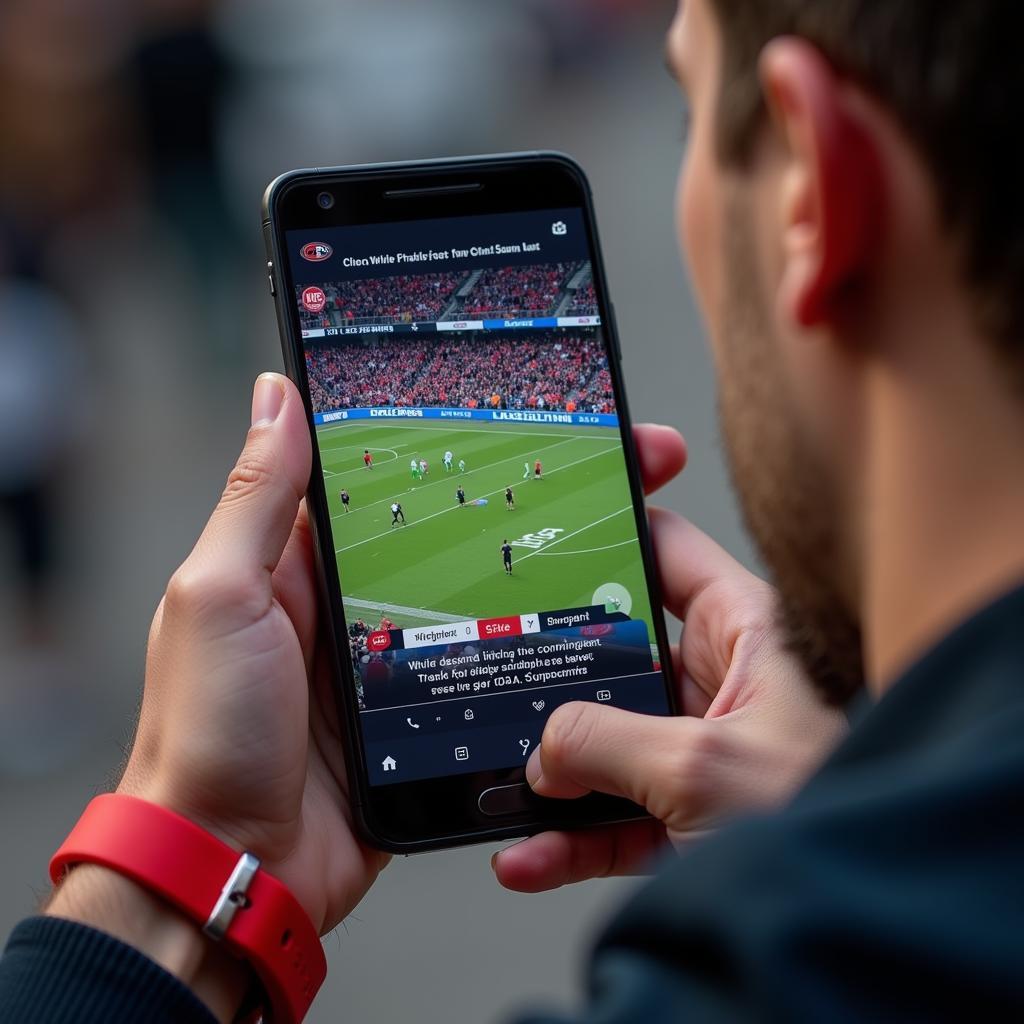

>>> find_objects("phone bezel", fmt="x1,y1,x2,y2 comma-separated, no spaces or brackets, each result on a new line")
264,152,679,852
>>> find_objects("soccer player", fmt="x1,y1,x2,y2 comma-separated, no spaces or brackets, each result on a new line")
390,502,405,527
458,458,466,474
363,449,373,470
340,489,350,513
501,539,513,576
523,461,530,480
443,450,454,473
419,458,428,476
505,486,514,510
410,458,420,481
534,459,542,480
456,485,466,508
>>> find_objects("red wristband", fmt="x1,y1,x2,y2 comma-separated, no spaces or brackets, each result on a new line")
50,795,326,1024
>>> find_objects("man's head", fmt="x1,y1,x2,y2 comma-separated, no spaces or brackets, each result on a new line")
668,0,1024,703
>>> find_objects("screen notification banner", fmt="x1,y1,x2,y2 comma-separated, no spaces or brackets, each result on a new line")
357,605,655,713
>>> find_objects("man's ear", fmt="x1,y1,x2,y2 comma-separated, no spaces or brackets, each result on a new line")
759,37,884,328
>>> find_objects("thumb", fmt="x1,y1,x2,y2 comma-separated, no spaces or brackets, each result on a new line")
528,701,693,811
173,373,311,605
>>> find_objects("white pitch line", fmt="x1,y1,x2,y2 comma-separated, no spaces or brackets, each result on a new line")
327,434,580,522
514,506,633,565
334,445,621,553
320,447,399,478
343,596,465,623
536,538,636,557
315,421,612,441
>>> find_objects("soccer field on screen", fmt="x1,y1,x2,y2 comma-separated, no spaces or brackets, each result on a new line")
317,419,655,634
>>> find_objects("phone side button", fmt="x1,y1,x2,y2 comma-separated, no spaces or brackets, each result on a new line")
267,261,276,297
478,784,532,817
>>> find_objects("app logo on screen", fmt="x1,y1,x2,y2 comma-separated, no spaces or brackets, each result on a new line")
302,286,327,313
301,242,333,262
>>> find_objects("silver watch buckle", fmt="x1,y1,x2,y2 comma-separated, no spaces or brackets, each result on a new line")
204,852,260,941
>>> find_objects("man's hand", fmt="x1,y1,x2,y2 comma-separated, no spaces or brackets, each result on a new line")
493,424,848,893
117,373,388,931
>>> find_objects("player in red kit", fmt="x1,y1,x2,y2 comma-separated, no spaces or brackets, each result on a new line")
363,449,373,470
534,459,542,480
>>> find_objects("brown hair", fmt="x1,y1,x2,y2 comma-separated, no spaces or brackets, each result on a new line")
708,0,1024,366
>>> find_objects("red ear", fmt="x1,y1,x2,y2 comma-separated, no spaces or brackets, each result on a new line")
804,98,884,325
762,39,884,327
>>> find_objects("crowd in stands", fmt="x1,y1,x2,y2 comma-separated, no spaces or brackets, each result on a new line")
347,615,397,708
297,261,600,328
305,340,431,409
298,273,463,331
567,280,597,316
458,263,569,317
305,331,615,414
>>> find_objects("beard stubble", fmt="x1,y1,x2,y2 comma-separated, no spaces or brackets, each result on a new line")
715,194,865,705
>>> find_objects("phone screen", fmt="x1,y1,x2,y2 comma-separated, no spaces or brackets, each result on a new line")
284,205,672,788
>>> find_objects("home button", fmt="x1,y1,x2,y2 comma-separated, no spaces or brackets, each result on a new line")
478,784,532,817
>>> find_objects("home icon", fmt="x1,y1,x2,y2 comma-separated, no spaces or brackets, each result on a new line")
382,756,397,772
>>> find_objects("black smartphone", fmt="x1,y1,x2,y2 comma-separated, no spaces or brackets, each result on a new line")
263,153,677,852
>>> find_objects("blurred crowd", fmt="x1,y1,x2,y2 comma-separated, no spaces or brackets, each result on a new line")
298,261,594,330
304,332,615,414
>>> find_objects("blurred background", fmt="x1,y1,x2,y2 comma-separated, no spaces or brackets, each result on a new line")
0,0,756,1020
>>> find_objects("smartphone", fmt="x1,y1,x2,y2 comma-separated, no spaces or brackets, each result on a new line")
263,153,677,852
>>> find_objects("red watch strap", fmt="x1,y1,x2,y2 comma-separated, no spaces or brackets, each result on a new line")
50,795,326,1024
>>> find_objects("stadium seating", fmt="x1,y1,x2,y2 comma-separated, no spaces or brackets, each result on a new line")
566,281,597,316
458,263,570,318
298,273,464,331
297,261,598,329
304,332,615,415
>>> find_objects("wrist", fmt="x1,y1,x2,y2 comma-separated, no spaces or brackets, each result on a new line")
47,864,253,1024
49,794,328,1023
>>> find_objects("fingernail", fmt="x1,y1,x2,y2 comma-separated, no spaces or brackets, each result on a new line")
525,748,541,788
251,373,284,427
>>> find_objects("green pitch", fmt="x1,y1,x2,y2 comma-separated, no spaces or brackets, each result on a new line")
316,419,655,636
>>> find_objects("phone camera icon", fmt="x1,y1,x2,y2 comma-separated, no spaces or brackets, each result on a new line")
551,220,567,236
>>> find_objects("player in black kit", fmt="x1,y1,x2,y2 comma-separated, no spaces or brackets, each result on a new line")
505,486,514,510
501,539,513,575
456,486,466,508
340,489,350,512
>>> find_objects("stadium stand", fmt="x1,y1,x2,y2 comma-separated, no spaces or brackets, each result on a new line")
298,273,465,331
297,260,597,329
304,332,615,415
566,280,597,316
457,263,570,318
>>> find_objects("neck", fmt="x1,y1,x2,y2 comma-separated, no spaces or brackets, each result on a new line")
863,322,1024,696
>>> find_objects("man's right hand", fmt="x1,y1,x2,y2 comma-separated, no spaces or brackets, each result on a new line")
493,424,848,893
